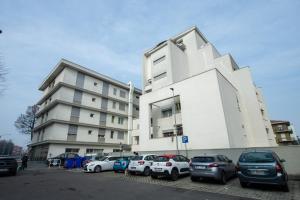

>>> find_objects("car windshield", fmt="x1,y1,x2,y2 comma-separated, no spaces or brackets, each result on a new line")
131,156,143,161
98,157,108,161
95,156,103,161
192,157,215,163
239,152,275,163
154,156,170,162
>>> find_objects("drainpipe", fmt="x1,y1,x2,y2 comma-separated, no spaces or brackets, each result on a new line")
127,81,134,145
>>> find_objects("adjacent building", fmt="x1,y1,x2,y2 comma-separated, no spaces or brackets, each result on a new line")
29,59,141,160
133,26,277,152
271,120,298,145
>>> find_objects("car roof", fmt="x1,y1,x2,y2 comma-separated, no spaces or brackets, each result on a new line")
241,150,274,153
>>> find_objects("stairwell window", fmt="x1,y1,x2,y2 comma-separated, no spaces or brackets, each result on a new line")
110,131,114,139
118,117,124,125
162,108,172,118
153,55,166,65
117,131,124,140
120,90,126,98
153,72,167,81
111,116,115,123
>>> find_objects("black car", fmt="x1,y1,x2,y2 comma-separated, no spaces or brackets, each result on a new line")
0,156,18,176
237,150,289,191
47,153,79,166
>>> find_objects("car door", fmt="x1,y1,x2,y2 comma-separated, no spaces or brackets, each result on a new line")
178,155,189,173
108,157,118,170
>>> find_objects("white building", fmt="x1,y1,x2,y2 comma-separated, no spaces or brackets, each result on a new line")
29,59,141,159
133,26,277,152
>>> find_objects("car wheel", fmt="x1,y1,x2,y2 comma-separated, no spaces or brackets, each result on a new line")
170,169,179,181
190,176,198,182
143,167,151,176
282,183,289,192
94,165,101,173
220,171,227,184
240,181,247,188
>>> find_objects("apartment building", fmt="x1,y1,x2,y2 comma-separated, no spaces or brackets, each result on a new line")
29,59,141,160
133,26,277,152
271,120,298,145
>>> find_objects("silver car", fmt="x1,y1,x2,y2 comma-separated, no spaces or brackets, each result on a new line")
189,155,236,184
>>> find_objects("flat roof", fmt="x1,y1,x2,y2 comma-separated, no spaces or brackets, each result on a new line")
38,59,142,94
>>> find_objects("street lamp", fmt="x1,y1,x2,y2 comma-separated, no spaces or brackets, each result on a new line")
170,88,179,155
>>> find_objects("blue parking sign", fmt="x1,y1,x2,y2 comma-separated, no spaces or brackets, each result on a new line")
182,136,188,143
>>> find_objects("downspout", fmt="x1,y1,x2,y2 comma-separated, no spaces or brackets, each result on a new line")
127,81,134,145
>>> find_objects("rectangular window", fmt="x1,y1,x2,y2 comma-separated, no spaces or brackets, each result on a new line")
113,88,117,95
119,102,125,111
111,115,115,123
113,149,121,152
163,131,174,137
73,90,83,104
92,97,96,102
110,131,114,139
68,125,78,135
65,148,79,153
117,131,124,140
70,107,80,122
120,90,126,98
76,72,85,88
98,128,105,137
86,149,103,154
153,72,167,81
94,82,97,86
162,108,172,118
90,113,94,118
118,117,124,125
113,101,116,109
153,55,166,65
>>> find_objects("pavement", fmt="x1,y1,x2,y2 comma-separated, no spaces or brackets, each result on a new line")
0,162,299,200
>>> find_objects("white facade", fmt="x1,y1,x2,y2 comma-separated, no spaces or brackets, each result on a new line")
133,26,277,152
30,59,141,159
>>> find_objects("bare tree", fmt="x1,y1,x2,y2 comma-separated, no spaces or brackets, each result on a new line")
15,105,39,139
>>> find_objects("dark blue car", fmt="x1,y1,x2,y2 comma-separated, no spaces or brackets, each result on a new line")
237,150,288,192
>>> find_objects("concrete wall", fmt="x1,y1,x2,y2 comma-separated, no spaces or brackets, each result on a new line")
132,146,300,178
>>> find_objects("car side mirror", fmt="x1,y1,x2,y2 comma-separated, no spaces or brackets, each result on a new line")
280,159,286,163
228,160,232,163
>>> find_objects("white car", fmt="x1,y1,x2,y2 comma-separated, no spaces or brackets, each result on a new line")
150,154,190,181
84,156,120,173
128,154,157,176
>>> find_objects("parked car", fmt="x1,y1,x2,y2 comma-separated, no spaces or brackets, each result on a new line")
82,155,104,166
47,153,79,166
128,154,157,176
237,150,289,191
0,156,18,176
150,154,190,181
189,155,236,184
84,156,120,173
113,156,133,172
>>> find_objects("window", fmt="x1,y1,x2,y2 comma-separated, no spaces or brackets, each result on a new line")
94,82,97,86
70,106,80,122
118,117,124,125
111,116,115,123
49,97,52,102
68,125,78,135
92,97,96,102
73,90,83,104
135,107,139,111
65,148,79,153
117,131,124,140
175,102,181,112
110,131,114,139
162,108,172,118
88,130,92,134
120,90,126,98
113,149,121,152
98,128,105,138
113,88,117,95
119,102,125,111
153,72,167,81
266,128,269,134
86,149,103,154
113,101,116,109
153,55,165,65
163,131,174,137
90,113,94,118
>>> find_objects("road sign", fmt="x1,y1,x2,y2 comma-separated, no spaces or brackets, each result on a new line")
182,135,188,143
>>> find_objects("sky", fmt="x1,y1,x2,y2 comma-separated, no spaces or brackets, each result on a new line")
0,0,299,147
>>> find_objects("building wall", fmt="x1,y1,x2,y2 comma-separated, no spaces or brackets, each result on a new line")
135,69,231,152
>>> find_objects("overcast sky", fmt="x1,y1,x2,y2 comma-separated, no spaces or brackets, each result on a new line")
0,0,299,147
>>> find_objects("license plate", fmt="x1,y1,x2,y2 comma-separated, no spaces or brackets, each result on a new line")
154,168,162,171
115,163,120,166
195,166,206,169
0,169,8,172
251,170,266,175
130,167,136,169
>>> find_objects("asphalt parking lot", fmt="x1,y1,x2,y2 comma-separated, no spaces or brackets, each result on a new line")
0,165,299,200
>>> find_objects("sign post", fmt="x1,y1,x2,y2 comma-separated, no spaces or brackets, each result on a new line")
182,136,189,158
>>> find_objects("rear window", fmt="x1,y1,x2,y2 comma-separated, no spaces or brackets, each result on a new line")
131,156,143,161
192,157,215,163
239,152,275,163
154,156,170,162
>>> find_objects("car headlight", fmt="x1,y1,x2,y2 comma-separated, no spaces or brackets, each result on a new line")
89,163,95,166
